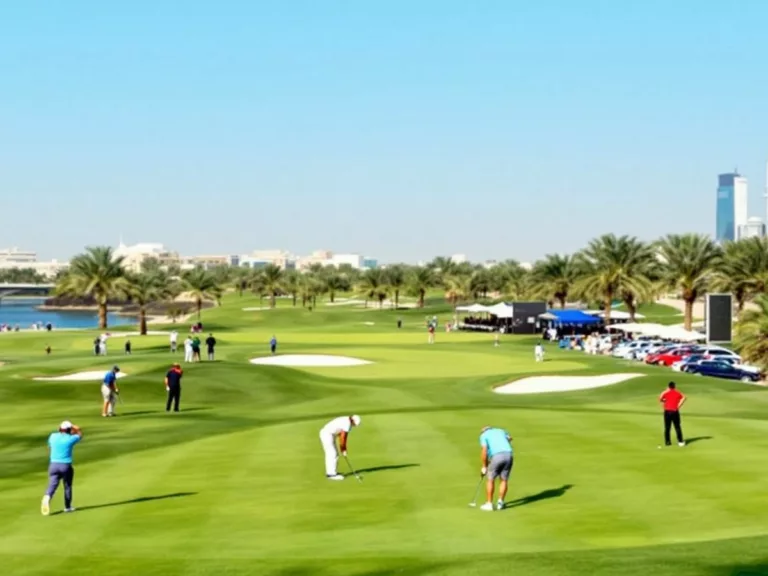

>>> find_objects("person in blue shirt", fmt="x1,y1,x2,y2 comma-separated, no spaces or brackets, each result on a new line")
270,336,277,355
478,426,514,511
41,420,82,516
101,366,120,417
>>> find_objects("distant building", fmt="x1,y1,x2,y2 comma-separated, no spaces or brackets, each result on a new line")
114,242,180,272
450,254,467,264
362,257,378,269
0,248,37,263
716,172,748,242
0,248,67,278
240,250,295,270
738,217,766,240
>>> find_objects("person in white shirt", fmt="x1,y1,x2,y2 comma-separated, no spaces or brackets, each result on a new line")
99,334,108,356
170,331,178,353
319,415,361,480
535,341,544,362
183,336,193,363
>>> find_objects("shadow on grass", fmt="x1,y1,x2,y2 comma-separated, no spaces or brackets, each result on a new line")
685,436,713,445
121,407,212,417
53,491,197,515
504,484,573,509
351,463,419,475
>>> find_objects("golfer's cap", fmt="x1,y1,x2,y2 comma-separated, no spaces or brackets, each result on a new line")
59,420,73,430
113,365,120,372
351,415,362,426
481,426,491,432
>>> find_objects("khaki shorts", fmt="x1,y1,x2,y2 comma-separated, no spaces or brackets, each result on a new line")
101,385,115,402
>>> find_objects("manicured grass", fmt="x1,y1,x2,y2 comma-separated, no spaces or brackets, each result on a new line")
615,302,686,325
2,294,768,575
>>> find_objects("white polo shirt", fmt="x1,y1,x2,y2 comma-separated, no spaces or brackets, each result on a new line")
321,416,352,437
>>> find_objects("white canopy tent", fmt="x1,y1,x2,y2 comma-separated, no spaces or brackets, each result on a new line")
656,326,706,341
607,322,646,333
593,310,645,320
486,302,514,318
456,303,490,314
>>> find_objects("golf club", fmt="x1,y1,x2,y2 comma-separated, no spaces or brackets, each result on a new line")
468,473,485,507
116,391,124,406
343,455,363,482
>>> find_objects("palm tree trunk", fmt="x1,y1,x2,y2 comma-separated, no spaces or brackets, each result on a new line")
292,293,297,306
418,290,425,308
99,303,108,329
270,292,276,308
330,291,335,303
603,291,612,326
684,300,693,331
395,289,400,309
197,297,202,320
140,307,147,335
558,296,566,308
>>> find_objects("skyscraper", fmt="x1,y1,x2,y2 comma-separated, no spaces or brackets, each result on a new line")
716,172,748,242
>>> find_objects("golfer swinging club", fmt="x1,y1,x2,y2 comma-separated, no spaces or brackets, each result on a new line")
319,415,361,480
101,366,120,417
41,420,82,516
479,426,514,511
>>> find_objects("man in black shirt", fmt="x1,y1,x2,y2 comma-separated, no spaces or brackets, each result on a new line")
165,363,183,412
205,334,216,361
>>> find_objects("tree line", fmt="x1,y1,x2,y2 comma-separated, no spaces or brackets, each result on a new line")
54,233,768,335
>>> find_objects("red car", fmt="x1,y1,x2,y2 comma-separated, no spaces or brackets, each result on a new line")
652,347,699,367
645,346,675,365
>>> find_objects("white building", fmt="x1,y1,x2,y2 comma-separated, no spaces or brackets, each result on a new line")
738,217,766,240
0,248,37,263
0,248,67,278
240,250,296,270
734,175,749,239
114,242,179,272
450,254,467,264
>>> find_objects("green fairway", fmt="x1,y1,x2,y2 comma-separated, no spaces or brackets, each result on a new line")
2,295,768,576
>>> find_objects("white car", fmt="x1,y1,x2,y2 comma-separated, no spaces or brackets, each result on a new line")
615,341,649,360
635,341,665,362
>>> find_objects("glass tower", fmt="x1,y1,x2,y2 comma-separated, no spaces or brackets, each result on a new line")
716,173,748,242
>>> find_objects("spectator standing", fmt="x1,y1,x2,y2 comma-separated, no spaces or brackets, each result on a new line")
165,363,183,412
205,333,216,361
270,335,277,355
191,335,201,362
660,382,686,447
183,336,193,363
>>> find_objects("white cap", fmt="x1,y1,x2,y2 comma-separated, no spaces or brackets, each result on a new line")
59,420,73,430
351,415,361,426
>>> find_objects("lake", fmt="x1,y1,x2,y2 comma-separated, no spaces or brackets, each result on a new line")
0,298,136,330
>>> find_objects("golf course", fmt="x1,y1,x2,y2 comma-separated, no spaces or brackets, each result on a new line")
2,295,768,576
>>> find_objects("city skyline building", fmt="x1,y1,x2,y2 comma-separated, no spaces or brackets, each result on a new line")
716,172,749,242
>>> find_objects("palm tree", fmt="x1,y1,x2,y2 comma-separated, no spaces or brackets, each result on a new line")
261,264,284,308
385,265,407,309
469,268,493,299
325,273,347,304
713,238,768,315
444,274,473,310
503,269,533,301
55,246,128,329
231,267,251,297
656,233,721,330
283,270,300,306
531,254,577,308
428,256,456,285
734,294,768,371
573,235,654,324
125,272,172,335
356,269,389,308
182,268,223,319
406,266,435,308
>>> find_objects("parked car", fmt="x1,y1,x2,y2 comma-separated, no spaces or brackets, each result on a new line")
708,356,761,374
645,345,676,365
613,341,646,359
686,360,761,382
653,346,700,367
672,354,708,372
636,342,668,362
696,346,741,362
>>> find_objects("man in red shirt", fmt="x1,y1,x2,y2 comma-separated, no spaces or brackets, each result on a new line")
659,381,686,447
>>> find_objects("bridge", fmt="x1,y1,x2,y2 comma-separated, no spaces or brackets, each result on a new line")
0,283,56,299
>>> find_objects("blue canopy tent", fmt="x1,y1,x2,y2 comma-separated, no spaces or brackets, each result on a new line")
547,310,602,326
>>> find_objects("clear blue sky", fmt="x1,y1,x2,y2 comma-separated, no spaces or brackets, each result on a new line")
2,0,768,263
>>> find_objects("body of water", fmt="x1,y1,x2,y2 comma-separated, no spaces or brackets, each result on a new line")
0,298,136,330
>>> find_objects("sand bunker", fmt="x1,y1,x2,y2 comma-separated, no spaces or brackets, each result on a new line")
110,331,168,337
249,354,371,367
34,371,128,382
243,307,272,311
494,373,642,395
325,299,365,307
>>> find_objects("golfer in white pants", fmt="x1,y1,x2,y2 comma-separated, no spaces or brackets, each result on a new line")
319,415,361,480
535,342,544,362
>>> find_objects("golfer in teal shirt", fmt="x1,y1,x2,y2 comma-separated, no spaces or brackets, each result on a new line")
42,420,82,516
479,426,513,511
